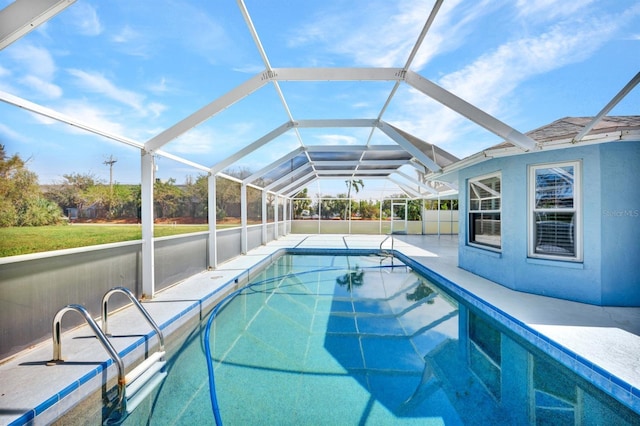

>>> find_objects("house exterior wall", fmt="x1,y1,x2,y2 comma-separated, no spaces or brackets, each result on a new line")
458,141,639,307
599,142,640,305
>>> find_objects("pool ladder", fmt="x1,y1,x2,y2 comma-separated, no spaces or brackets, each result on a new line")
379,234,395,252
49,287,167,423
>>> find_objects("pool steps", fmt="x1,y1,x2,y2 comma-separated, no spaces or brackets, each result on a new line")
50,287,168,423
123,357,167,414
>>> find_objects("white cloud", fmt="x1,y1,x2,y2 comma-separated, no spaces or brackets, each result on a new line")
389,3,631,159
69,3,103,36
67,68,145,112
57,100,126,136
110,25,153,58
0,122,28,143
169,128,217,155
5,44,63,98
439,17,619,110
19,75,63,99
515,0,596,21
147,102,168,118
316,134,358,145
111,25,138,44
411,0,498,70
287,1,429,67
7,44,56,80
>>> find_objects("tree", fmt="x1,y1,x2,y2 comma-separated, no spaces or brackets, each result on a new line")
183,174,208,218
359,200,379,219
344,179,364,219
154,178,182,218
0,144,64,227
292,188,311,218
46,172,99,216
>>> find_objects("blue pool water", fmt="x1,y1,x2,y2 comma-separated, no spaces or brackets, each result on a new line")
124,254,640,425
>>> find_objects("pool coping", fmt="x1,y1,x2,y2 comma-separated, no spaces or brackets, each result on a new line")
5,250,283,426
4,242,640,424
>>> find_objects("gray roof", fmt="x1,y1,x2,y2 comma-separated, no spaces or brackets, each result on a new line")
489,115,640,150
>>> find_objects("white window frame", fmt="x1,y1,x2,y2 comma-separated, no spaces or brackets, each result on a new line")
528,161,582,262
468,172,502,250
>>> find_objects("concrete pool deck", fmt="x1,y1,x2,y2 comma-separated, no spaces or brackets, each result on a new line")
1,234,639,424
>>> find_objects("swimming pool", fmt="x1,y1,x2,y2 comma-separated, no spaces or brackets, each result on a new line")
122,253,640,425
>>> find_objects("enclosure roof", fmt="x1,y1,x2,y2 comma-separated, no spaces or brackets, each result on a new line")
1,1,638,200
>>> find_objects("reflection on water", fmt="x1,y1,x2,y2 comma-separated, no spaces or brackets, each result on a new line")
335,265,364,290
406,280,435,304
124,255,640,425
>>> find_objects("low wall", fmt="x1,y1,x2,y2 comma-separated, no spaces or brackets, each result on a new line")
0,242,142,361
0,224,284,362
217,228,242,263
291,211,459,235
155,232,209,291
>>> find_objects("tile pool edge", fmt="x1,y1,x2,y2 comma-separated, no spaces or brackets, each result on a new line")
8,250,285,426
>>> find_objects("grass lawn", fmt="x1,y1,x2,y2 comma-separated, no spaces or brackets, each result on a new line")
0,224,212,257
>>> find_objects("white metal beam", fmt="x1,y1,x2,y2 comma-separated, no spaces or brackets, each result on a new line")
306,144,401,152
315,169,398,175
240,183,247,254
404,71,538,152
261,189,267,244
154,149,211,173
0,90,144,149
393,170,438,194
277,172,317,195
207,174,217,269
285,177,318,198
270,67,404,81
378,121,441,172
314,159,410,167
210,122,292,174
0,0,76,50
264,165,314,191
573,71,640,143
0,90,213,172
140,151,155,298
145,72,270,152
387,177,422,198
242,146,306,184
293,119,378,128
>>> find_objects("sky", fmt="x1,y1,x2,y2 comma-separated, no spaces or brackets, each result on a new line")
0,0,638,200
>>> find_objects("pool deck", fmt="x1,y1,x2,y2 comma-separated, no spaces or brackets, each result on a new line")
1,234,639,424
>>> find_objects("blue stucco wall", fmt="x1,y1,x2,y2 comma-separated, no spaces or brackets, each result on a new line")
458,141,639,306
599,142,640,305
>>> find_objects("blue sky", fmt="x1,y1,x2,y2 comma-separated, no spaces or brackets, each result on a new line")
0,0,638,199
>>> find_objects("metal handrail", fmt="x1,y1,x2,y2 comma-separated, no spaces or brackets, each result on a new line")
102,287,165,351
379,235,394,252
49,304,126,410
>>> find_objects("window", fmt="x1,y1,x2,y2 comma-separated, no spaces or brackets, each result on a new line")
468,173,501,249
529,161,581,261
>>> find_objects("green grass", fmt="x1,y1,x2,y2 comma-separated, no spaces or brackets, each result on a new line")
0,224,211,257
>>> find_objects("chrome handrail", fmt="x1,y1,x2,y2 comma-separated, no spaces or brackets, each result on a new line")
379,235,394,252
102,287,165,351
49,304,126,410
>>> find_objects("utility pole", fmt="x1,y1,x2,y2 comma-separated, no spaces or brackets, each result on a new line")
103,155,117,194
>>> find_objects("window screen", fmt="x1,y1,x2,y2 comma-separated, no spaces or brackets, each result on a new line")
468,173,501,249
530,162,580,260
